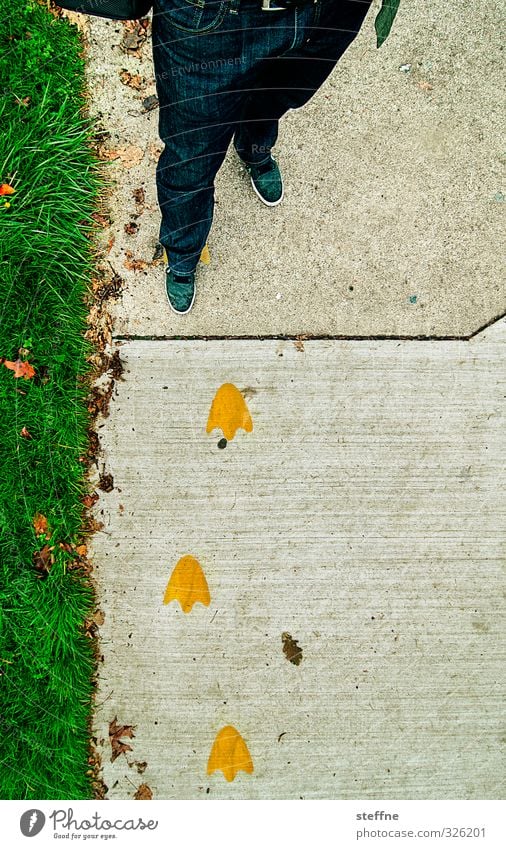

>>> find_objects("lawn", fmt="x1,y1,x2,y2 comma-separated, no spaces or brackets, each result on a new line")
0,0,103,798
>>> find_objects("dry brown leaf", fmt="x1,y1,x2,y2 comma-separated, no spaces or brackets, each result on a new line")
120,19,150,56
109,717,136,763
132,187,145,213
76,544,87,557
134,783,153,800
101,145,145,168
93,610,105,626
82,493,99,509
33,544,54,576
124,250,148,271
33,512,50,538
116,145,145,168
282,632,303,666
119,69,146,91
91,212,111,229
20,426,32,439
147,143,162,162
98,472,114,492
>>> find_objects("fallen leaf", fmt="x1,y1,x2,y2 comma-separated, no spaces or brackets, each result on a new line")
281,632,303,666
109,717,136,763
98,472,114,492
108,350,124,380
33,544,54,576
75,544,87,557
120,19,150,56
124,221,139,236
20,426,32,439
115,145,145,168
100,144,144,168
0,184,15,196
93,609,105,626
123,250,148,271
147,143,162,162
134,783,152,799
2,358,36,379
82,492,99,508
119,69,146,90
91,212,111,229
200,244,211,265
33,512,50,538
132,187,145,214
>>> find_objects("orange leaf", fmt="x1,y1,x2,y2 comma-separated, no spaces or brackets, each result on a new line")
20,426,32,439
3,359,36,379
33,512,49,538
76,544,87,557
0,184,15,196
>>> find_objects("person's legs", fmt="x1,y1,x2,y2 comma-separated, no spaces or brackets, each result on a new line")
234,0,374,165
152,1,245,275
152,0,307,273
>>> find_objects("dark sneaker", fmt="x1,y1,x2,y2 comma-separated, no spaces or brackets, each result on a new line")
245,157,284,207
165,268,196,315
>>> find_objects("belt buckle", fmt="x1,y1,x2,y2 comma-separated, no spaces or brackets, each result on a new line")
261,0,287,10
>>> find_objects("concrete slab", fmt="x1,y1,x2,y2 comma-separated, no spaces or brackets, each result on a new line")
91,320,506,799
85,0,505,338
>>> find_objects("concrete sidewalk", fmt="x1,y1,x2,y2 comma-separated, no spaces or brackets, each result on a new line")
91,319,505,799
83,0,505,337
77,0,506,800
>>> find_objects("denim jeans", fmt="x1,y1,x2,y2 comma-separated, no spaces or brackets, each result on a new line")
152,0,373,274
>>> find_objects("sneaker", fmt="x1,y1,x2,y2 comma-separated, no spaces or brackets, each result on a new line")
244,157,284,207
165,267,196,315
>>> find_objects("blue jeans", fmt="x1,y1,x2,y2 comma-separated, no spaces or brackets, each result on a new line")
152,0,373,274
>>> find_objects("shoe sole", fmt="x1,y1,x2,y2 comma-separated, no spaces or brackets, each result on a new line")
165,267,196,315
249,175,284,207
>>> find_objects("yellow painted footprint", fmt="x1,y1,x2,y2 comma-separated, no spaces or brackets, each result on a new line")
207,726,254,782
206,383,253,442
163,555,210,613
162,244,210,264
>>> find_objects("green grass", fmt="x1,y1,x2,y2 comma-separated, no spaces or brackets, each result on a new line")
0,0,103,798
